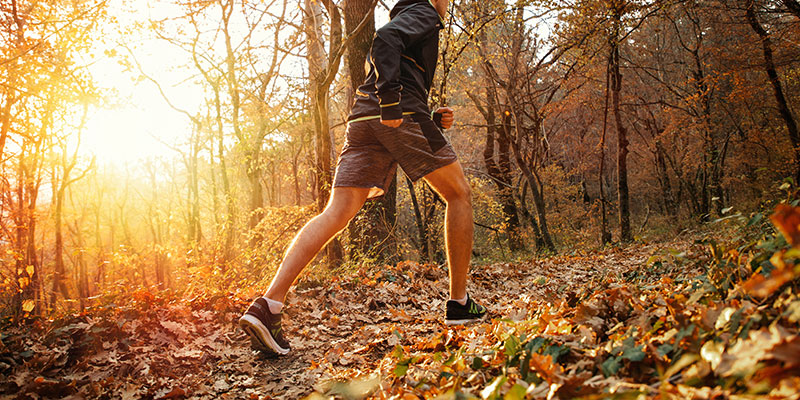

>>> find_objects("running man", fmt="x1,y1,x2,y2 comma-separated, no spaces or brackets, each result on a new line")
239,0,486,355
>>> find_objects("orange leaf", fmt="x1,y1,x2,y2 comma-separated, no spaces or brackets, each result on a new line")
529,353,563,384
742,266,796,298
156,387,186,399
770,205,800,247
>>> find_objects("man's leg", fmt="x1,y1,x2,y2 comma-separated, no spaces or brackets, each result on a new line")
422,161,473,301
264,187,371,302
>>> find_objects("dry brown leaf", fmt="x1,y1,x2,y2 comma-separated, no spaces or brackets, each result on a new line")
156,387,187,399
770,335,800,367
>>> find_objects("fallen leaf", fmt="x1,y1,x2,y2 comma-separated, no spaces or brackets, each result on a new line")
770,205,800,247
742,265,796,298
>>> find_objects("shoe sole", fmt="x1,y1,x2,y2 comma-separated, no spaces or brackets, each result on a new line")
445,317,485,326
238,314,290,355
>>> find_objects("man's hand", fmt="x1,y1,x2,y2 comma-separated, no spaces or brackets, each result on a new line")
434,106,454,129
380,118,403,128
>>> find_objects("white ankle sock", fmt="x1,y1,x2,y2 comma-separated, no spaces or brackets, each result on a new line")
451,294,468,306
264,297,283,314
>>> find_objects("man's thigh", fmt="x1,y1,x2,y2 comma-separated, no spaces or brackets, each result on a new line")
324,187,371,220
333,120,398,199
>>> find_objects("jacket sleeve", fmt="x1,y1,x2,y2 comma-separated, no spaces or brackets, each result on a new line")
370,4,440,120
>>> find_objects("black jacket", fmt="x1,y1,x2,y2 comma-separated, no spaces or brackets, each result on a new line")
347,0,444,123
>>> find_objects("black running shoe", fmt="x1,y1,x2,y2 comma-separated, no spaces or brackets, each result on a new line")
239,297,291,355
445,294,487,325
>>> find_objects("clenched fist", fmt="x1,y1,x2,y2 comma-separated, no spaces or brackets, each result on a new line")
434,106,454,129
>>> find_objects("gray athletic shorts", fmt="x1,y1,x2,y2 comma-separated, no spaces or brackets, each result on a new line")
333,114,458,199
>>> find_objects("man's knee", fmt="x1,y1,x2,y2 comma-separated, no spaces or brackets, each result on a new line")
442,176,472,206
321,188,369,228
319,208,353,232
454,180,473,205
425,162,473,205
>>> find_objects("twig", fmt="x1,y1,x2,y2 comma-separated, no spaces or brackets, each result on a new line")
637,205,651,236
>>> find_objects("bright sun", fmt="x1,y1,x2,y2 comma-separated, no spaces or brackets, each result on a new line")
77,0,202,167
76,0,394,168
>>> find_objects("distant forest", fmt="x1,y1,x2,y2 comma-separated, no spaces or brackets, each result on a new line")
1,0,798,317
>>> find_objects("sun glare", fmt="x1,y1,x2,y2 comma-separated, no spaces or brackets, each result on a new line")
76,0,391,168
82,104,188,166
75,0,203,168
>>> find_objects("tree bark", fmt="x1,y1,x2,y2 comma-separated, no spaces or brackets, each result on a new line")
305,0,342,264
468,93,523,251
519,179,545,249
654,140,676,216
610,15,632,242
471,29,524,251
406,176,430,260
75,221,88,311
599,54,612,245
51,170,72,308
746,0,800,183
345,0,397,262
504,113,556,252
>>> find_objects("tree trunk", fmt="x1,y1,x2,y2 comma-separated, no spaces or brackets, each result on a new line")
746,0,800,183
20,152,43,316
14,155,26,316
209,131,220,228
519,179,545,250
0,95,12,163
68,218,89,311
345,0,374,94
93,205,106,290
219,0,264,230
51,183,70,308
214,83,235,262
422,186,439,261
147,164,166,290
305,0,345,265
476,106,523,250
599,54,612,245
305,0,330,213
471,36,523,251
345,0,397,262
610,21,631,242
0,0,23,162
193,52,233,261
506,126,555,251
406,176,430,261
189,127,202,244
654,140,676,216
292,142,303,205
495,127,523,250
690,43,716,219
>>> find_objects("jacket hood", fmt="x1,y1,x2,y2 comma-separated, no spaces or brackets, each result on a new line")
390,0,431,18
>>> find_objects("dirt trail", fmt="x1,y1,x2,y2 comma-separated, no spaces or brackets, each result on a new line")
188,241,685,398
0,241,692,399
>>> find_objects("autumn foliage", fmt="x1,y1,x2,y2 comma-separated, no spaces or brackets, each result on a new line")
2,0,800,398
1,204,800,398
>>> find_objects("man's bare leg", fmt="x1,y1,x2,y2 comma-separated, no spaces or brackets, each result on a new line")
264,187,371,302
422,161,473,300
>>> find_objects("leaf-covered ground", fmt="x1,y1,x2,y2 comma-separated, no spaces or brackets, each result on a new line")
3,211,800,399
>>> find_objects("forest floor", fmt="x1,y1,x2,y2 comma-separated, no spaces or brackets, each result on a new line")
2,224,800,399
